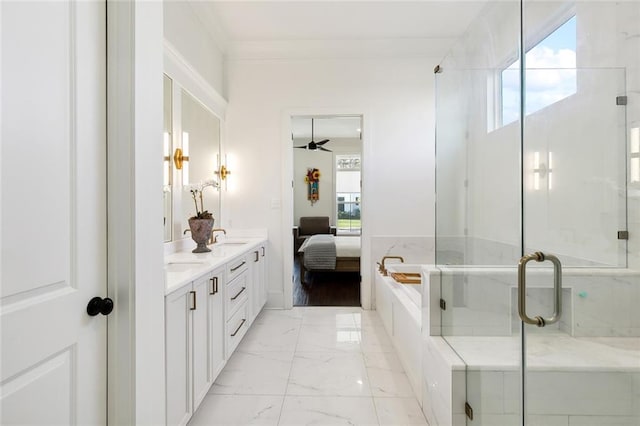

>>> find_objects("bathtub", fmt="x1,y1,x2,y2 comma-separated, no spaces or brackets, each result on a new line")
375,264,424,402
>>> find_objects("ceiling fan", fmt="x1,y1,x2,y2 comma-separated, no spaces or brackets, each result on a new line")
294,118,331,152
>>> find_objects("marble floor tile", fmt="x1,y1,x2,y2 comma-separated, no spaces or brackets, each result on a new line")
363,352,407,373
237,321,300,352
279,396,379,426
301,307,360,326
254,308,304,325
354,310,384,328
287,351,371,396
189,394,283,426
210,351,294,395
190,307,426,426
367,368,415,398
374,397,428,425
296,324,362,352
359,325,395,353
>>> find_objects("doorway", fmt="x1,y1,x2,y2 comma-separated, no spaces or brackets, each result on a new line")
290,115,363,306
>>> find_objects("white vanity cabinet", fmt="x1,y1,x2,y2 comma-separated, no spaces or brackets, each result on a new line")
251,245,268,319
165,237,268,426
165,268,224,426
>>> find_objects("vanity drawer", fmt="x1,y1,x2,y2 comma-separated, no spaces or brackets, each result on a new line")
226,256,248,282
226,301,249,357
225,271,248,318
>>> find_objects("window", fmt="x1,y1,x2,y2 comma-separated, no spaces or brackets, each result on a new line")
501,15,577,127
335,154,361,234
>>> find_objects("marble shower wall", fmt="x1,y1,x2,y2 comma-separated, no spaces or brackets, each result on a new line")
435,267,640,338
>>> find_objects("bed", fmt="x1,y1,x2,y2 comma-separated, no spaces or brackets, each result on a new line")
297,235,360,284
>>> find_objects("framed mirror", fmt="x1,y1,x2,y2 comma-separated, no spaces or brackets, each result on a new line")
164,44,227,244
163,74,173,242
180,89,221,232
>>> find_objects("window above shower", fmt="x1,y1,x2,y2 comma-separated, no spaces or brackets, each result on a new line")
494,14,577,129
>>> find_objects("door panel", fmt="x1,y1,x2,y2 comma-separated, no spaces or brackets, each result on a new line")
521,1,632,424
0,1,107,424
192,275,212,409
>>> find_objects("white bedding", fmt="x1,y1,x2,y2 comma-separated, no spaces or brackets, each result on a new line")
335,236,360,257
298,235,361,258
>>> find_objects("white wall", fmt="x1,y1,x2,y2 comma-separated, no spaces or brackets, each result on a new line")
224,57,437,308
163,1,225,97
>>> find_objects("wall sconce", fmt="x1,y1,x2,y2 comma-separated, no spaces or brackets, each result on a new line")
174,132,190,185
215,154,236,191
533,151,553,191
631,127,639,183
218,164,230,180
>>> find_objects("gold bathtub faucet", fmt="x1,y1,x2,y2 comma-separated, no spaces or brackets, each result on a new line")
377,256,404,276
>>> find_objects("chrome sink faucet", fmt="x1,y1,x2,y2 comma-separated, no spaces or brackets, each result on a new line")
377,256,404,276
209,228,227,244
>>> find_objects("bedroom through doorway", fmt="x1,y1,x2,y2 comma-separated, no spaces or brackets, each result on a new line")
291,115,362,306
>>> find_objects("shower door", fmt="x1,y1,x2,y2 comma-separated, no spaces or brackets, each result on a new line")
520,1,633,424
435,1,637,425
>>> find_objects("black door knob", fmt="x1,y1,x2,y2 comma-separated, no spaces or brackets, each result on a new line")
87,297,114,316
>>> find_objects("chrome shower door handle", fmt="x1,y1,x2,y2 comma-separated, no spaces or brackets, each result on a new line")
517,252,562,327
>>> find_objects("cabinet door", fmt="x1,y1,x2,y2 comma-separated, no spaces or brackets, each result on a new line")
165,286,192,426
191,275,212,410
208,268,225,380
260,245,268,307
251,249,261,323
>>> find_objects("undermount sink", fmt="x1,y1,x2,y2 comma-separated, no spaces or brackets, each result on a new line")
165,261,205,273
217,239,249,246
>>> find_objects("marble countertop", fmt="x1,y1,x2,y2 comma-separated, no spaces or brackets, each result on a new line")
164,236,267,295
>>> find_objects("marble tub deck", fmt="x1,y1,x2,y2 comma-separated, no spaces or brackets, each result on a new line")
444,333,640,371
189,306,428,426
384,264,423,309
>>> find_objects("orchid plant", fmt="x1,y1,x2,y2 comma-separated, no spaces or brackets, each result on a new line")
188,179,219,220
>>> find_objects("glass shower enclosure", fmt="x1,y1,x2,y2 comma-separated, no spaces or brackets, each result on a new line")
434,0,639,424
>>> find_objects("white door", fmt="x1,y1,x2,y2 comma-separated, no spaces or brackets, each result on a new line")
1,1,107,424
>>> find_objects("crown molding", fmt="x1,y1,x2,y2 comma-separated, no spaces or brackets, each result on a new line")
163,40,228,118
224,38,455,61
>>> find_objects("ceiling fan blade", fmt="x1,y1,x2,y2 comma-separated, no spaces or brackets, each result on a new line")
316,139,330,145
294,145,308,149
318,146,332,152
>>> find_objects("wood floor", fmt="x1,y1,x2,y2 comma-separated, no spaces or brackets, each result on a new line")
293,256,361,307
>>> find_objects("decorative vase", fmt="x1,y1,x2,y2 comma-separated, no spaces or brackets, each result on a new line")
188,218,214,253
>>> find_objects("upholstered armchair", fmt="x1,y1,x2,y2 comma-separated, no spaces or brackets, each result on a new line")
293,216,337,253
